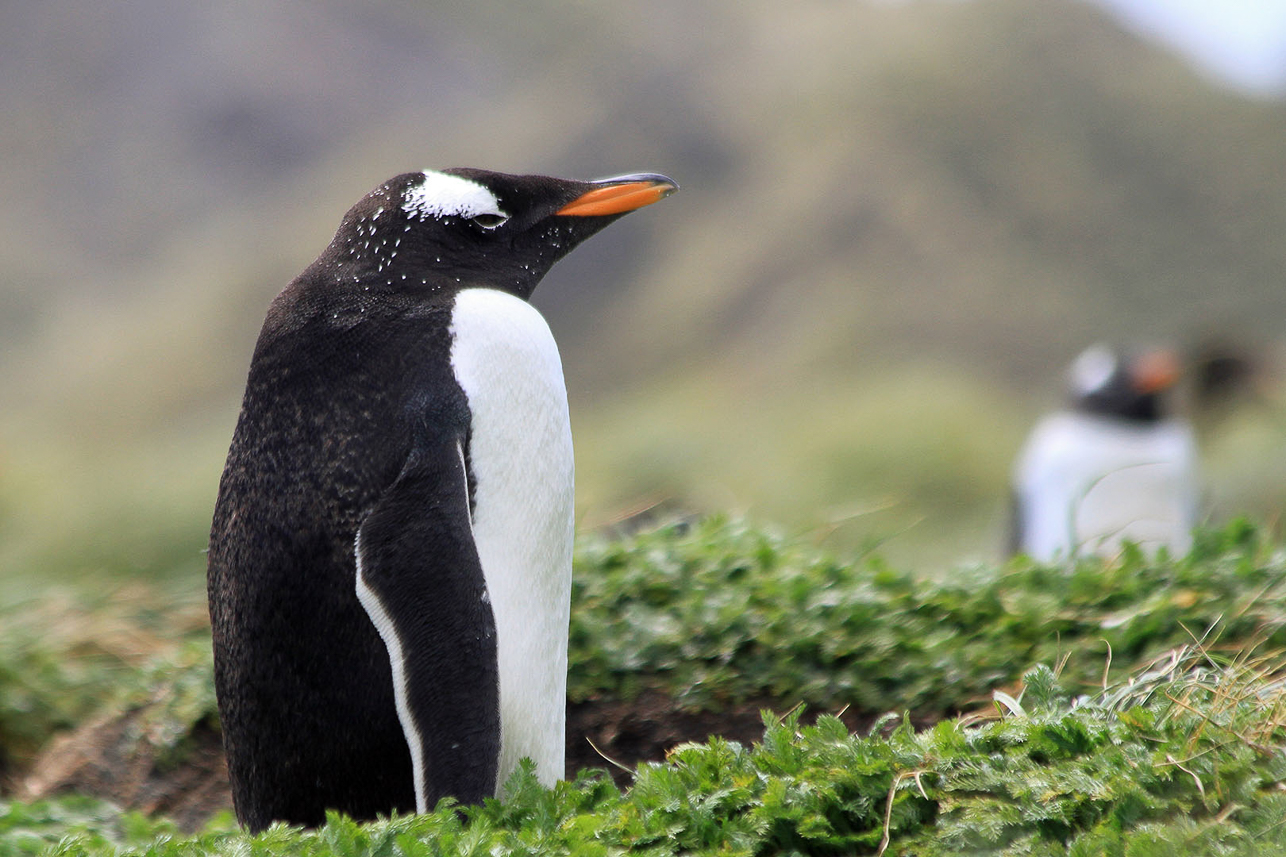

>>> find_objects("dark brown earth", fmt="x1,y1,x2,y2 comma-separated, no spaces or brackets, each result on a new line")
14,692,904,832
565,691,897,787
16,704,230,833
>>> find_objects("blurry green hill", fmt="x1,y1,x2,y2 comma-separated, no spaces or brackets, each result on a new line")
2,0,1285,588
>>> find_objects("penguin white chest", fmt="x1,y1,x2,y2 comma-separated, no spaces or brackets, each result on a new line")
447,287,573,792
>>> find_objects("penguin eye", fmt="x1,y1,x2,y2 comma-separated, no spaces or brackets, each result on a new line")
470,213,509,230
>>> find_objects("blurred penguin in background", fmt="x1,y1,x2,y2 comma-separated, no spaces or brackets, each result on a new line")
1009,344,1197,562
1187,341,1260,435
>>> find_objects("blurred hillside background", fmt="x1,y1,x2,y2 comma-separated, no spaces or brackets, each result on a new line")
4,0,1286,597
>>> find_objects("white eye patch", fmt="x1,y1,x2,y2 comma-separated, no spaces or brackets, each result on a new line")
1070,344,1118,396
402,170,509,223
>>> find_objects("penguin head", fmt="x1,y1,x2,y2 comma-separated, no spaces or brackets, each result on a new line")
325,168,678,300
1067,344,1181,422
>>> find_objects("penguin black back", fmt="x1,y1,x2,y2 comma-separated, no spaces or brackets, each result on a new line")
208,168,676,830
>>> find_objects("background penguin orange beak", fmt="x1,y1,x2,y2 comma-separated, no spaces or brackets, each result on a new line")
556,174,679,216
1130,349,1182,394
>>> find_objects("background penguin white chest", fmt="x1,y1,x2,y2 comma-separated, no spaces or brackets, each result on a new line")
1013,411,1197,561
447,287,574,791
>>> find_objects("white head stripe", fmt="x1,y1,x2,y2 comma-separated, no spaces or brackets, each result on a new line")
1070,344,1118,395
402,170,507,221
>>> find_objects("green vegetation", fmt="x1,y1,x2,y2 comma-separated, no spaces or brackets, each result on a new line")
0,590,210,773
4,518,1286,853
5,658,1286,856
569,516,1285,714
0,520,1279,740
8,515,1286,774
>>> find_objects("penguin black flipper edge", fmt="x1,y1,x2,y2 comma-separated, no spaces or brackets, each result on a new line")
356,434,499,813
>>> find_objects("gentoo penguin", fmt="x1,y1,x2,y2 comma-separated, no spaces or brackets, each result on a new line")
207,168,677,831
1009,344,1198,562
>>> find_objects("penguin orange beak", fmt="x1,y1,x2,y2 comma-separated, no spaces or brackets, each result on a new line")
1131,350,1181,394
556,174,679,217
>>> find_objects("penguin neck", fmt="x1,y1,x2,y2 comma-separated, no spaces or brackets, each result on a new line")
321,225,545,301
1075,394,1165,424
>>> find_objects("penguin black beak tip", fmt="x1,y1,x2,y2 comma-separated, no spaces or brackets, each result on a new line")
597,172,679,193
556,173,679,217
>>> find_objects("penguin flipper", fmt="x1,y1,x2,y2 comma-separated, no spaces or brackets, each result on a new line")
355,439,499,813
